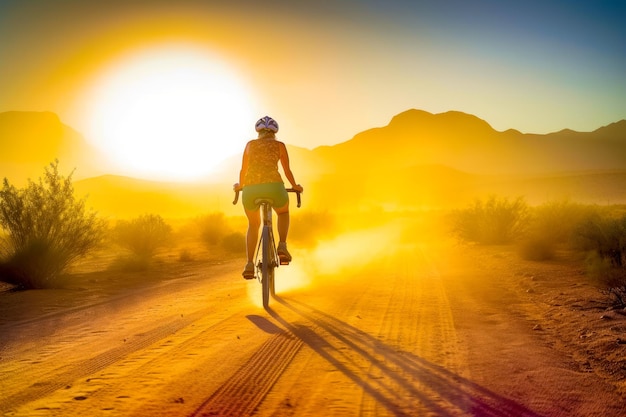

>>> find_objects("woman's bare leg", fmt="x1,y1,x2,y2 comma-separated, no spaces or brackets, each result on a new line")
274,203,290,243
245,208,261,262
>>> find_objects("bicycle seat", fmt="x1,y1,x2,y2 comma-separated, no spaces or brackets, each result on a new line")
254,198,275,206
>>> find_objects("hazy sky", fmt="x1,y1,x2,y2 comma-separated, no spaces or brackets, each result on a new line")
1,0,624,151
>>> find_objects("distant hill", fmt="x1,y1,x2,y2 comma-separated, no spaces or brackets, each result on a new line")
0,111,106,184
281,110,626,209
306,109,626,176
2,109,625,215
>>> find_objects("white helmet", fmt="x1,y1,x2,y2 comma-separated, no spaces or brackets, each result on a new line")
255,116,279,133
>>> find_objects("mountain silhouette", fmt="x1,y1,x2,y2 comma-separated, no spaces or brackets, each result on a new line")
278,109,626,209
305,109,626,176
0,111,106,184
1,109,625,215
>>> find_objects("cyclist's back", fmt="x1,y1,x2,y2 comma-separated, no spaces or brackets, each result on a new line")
233,116,303,279
243,139,282,186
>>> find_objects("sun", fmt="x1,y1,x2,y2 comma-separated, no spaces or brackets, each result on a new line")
84,45,257,181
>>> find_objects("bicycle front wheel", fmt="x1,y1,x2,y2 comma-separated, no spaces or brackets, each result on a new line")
261,226,273,308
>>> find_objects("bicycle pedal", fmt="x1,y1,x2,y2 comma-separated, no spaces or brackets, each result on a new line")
279,260,290,266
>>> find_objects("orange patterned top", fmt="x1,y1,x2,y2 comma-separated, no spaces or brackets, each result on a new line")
243,139,283,186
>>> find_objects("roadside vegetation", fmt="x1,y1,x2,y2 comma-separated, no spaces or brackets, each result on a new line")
3,161,623,309
575,211,626,307
450,195,530,245
451,196,626,307
110,213,173,271
0,161,105,289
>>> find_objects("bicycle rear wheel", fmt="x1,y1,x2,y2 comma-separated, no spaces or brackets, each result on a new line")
269,266,275,297
261,226,274,308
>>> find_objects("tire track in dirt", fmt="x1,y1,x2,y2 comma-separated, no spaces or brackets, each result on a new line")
358,246,472,415
189,330,303,417
0,306,232,413
360,245,549,417
248,278,387,416
189,246,546,417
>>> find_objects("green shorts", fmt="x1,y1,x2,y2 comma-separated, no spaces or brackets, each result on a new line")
242,182,289,211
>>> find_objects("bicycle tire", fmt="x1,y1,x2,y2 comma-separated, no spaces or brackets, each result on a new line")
261,225,271,308
269,263,275,297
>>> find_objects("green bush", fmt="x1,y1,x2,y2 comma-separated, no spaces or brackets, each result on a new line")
451,196,529,244
113,214,172,258
0,161,105,289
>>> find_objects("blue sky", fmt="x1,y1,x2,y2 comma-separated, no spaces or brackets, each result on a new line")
0,0,624,150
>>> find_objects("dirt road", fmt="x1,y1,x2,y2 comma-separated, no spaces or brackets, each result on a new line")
1,241,625,416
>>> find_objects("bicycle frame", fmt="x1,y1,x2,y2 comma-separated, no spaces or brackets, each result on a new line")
233,188,301,308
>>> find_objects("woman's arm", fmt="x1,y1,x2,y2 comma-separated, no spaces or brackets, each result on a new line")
279,142,303,192
234,142,251,191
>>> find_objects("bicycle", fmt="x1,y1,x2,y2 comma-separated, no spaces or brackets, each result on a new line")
233,188,302,308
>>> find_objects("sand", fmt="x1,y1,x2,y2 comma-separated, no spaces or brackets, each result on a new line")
1,241,625,416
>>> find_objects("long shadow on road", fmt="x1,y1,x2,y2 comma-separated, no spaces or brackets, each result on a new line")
267,295,544,417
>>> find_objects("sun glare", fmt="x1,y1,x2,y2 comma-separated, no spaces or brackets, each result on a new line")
84,45,257,181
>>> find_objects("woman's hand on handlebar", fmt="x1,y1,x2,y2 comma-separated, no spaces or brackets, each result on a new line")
286,185,303,208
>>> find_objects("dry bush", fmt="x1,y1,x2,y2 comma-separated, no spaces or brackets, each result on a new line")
0,161,105,289
576,212,626,267
177,212,246,255
113,214,172,259
576,212,626,307
195,212,230,246
221,232,246,254
585,252,626,307
532,199,598,244
451,196,530,245
518,199,598,261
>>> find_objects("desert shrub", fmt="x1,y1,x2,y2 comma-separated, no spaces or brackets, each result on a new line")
113,214,172,258
196,212,230,246
530,199,596,244
576,213,626,307
222,232,246,254
0,161,105,289
576,213,626,267
585,252,626,307
518,199,597,261
451,196,530,244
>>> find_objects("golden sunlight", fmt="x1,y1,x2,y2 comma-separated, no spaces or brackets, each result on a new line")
84,45,256,180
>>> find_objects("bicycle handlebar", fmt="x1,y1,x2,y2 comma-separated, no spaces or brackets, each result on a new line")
286,188,302,208
232,187,302,208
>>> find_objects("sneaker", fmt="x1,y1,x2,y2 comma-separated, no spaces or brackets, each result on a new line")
277,242,292,264
242,262,255,279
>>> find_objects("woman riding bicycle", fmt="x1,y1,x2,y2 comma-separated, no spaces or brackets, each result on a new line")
233,116,303,279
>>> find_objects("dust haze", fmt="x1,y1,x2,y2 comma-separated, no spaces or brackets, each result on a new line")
2,110,626,415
